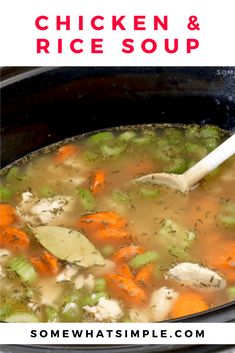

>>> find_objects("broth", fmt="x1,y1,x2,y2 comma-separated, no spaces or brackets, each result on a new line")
0,124,234,323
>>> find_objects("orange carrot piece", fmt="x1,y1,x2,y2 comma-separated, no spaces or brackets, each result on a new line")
106,273,147,305
171,292,209,319
30,251,59,276
30,257,49,276
90,227,131,245
91,170,105,194
206,240,235,282
41,251,59,275
78,212,126,235
0,227,29,250
112,245,144,263
54,144,78,163
0,204,15,227
135,263,155,286
116,263,134,279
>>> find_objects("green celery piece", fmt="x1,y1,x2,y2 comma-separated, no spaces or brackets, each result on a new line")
0,304,12,321
227,287,235,301
165,128,183,140
185,125,201,137
0,185,13,202
159,219,196,248
167,245,190,261
139,187,160,199
80,291,108,307
94,278,106,292
100,144,126,158
76,187,95,211
218,214,235,229
8,257,38,283
112,189,130,203
218,202,235,229
100,245,115,257
38,186,54,198
204,137,219,151
45,306,59,322
61,302,81,322
5,312,39,323
164,157,188,174
6,167,26,183
82,150,100,162
88,132,114,145
129,251,159,270
200,125,221,139
185,143,208,159
64,290,81,304
118,131,136,142
132,131,156,145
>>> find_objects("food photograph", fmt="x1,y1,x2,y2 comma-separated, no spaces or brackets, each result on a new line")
0,66,235,352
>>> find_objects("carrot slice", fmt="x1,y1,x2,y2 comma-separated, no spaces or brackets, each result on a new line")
0,204,15,227
116,263,134,279
91,170,105,194
54,144,78,163
41,251,59,275
171,291,209,319
30,257,49,275
90,227,131,245
0,227,29,250
78,212,126,235
112,245,144,263
30,251,59,276
135,263,155,286
106,273,147,305
206,240,235,282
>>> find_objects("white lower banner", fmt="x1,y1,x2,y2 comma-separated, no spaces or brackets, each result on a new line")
0,323,234,345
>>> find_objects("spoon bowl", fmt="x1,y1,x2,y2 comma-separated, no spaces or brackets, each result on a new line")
135,134,235,193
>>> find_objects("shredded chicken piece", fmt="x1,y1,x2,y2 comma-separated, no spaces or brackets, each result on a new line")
166,262,226,292
149,287,179,321
83,298,123,322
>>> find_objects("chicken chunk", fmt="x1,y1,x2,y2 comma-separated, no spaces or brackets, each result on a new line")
0,265,6,279
166,262,226,292
16,191,39,223
17,192,75,226
0,249,11,264
149,287,179,322
74,274,95,291
83,298,123,322
31,196,75,225
56,264,79,282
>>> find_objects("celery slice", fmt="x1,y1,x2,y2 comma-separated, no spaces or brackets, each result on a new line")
129,251,159,270
76,187,95,211
0,185,13,202
8,256,38,283
5,312,39,323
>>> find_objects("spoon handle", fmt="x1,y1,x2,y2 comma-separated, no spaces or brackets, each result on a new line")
183,134,235,189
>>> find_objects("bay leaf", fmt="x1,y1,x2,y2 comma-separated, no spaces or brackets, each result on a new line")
33,226,105,268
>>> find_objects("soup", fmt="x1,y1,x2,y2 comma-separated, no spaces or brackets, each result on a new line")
0,124,234,323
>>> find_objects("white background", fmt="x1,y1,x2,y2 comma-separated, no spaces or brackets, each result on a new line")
0,323,235,344
0,0,235,66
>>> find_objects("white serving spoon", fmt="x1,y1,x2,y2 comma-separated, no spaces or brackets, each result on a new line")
134,133,235,194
